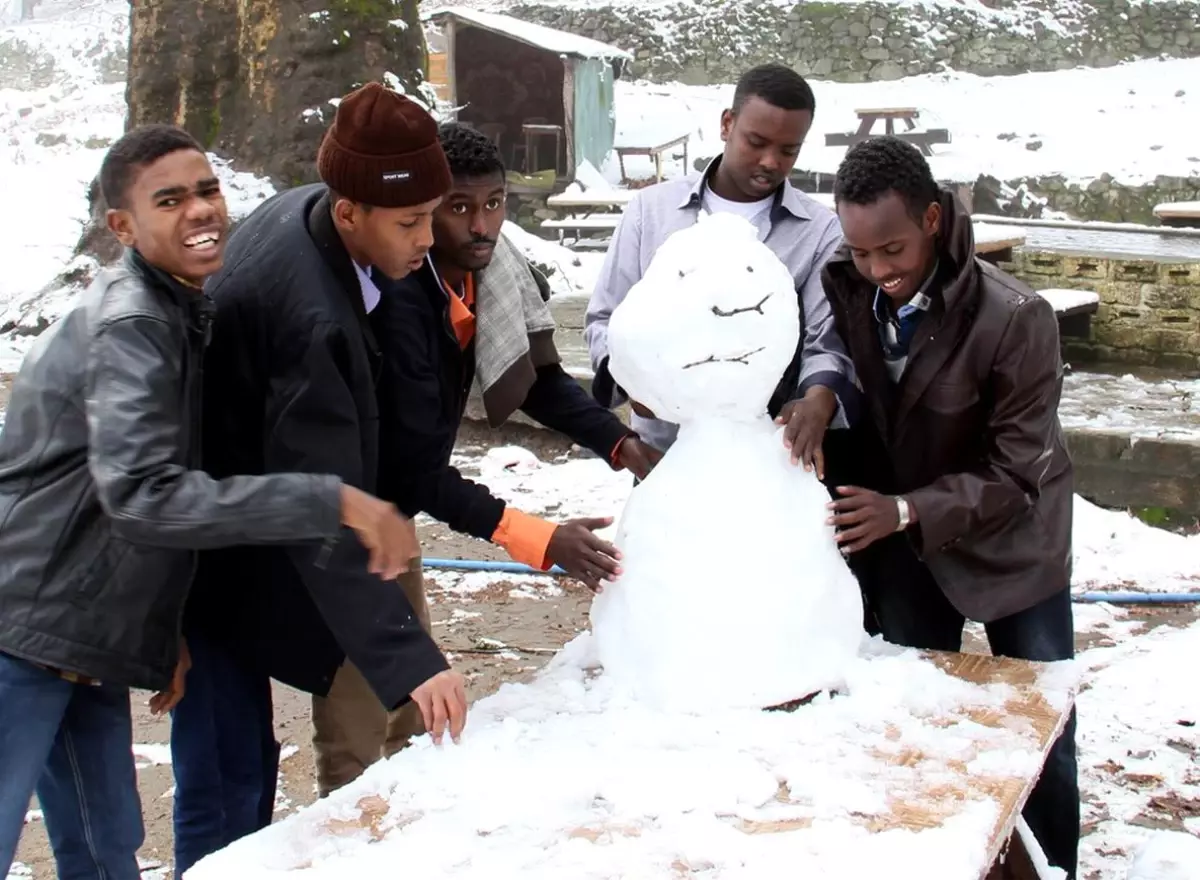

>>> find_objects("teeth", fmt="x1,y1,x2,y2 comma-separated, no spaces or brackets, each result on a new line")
184,232,219,248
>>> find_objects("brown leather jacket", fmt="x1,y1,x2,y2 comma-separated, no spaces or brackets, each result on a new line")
822,191,1073,623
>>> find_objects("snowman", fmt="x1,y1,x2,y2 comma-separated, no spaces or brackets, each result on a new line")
589,211,866,712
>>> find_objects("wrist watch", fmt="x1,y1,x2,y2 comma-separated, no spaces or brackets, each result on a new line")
894,496,911,532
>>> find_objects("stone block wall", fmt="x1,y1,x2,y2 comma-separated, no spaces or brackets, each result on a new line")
1011,250,1200,370
502,0,1200,85
995,175,1200,225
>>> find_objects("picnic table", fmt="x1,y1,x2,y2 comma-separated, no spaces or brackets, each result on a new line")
615,133,690,184
973,221,1027,265
1153,200,1200,229
825,106,951,156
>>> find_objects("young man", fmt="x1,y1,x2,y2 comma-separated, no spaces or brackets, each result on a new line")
0,125,417,880
314,122,664,793
585,63,857,473
821,136,1078,877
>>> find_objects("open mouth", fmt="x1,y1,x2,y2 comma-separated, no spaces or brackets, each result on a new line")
880,277,906,294
183,230,221,253
749,174,775,190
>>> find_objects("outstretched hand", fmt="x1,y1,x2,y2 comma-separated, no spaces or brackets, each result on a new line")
338,484,421,580
547,517,622,593
775,387,837,479
616,436,663,481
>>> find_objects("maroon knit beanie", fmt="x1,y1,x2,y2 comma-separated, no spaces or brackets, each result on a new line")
317,82,451,208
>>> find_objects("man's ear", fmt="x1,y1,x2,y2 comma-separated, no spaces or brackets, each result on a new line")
105,208,136,248
923,201,942,239
719,109,734,143
331,196,359,233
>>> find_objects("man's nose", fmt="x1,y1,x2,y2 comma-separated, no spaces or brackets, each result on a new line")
416,215,435,249
185,194,216,222
468,210,488,239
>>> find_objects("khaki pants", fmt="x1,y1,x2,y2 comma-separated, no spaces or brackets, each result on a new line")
310,564,432,797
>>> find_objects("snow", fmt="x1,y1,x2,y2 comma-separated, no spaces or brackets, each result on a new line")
1072,497,1200,594
425,6,633,60
1033,287,1101,314
595,214,865,710
501,221,606,297
184,632,1077,880
608,59,1200,186
1127,832,1200,879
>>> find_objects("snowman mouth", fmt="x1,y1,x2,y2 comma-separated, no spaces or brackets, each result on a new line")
682,347,766,370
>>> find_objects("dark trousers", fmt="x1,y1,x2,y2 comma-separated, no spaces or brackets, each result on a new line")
858,535,1080,878
0,652,143,880
169,634,278,878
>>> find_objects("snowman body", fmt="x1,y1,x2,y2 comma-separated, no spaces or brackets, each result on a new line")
590,212,865,712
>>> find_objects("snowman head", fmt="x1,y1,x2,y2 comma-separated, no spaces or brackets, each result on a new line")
607,212,800,423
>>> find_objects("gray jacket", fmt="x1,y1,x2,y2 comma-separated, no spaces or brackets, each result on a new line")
0,250,343,691
584,160,857,451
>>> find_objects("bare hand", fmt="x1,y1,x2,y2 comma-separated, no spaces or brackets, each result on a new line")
827,486,901,554
411,669,467,746
630,400,656,419
775,387,836,477
339,485,420,580
149,638,191,715
616,436,663,481
547,517,622,593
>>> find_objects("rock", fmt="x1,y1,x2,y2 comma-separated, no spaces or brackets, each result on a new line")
1026,139,1044,151
34,131,66,146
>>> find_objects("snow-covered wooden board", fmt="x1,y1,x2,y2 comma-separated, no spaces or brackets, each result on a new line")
186,638,1077,880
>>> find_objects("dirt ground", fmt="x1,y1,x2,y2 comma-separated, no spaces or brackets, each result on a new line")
8,416,1200,878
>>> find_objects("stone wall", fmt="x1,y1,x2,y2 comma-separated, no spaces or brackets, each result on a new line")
978,174,1200,225
502,0,1200,85
1011,250,1200,370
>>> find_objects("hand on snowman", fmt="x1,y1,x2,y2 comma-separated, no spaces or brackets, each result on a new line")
827,487,916,554
547,518,622,593
775,386,838,479
629,400,656,419
615,436,663,481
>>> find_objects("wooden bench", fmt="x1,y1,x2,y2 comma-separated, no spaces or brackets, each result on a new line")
1153,200,1200,229
825,106,950,156
1034,288,1101,339
615,134,690,184
540,213,622,248
974,222,1027,265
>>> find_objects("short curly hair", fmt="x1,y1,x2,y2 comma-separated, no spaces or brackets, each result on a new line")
439,122,506,179
833,136,939,222
100,124,205,210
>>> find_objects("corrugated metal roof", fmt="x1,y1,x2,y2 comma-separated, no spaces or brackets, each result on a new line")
426,7,633,62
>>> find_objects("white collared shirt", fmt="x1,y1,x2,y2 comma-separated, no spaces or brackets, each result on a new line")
353,261,380,314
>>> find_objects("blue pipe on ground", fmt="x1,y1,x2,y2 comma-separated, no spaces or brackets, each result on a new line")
421,558,1199,605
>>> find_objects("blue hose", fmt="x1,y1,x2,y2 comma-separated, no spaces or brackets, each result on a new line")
421,558,1199,605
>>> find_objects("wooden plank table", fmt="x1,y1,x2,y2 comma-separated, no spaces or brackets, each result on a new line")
188,647,1077,880
615,133,690,183
1153,200,1200,229
825,106,951,156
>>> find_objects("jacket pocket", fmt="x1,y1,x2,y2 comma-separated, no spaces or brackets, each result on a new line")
65,536,133,610
921,380,981,414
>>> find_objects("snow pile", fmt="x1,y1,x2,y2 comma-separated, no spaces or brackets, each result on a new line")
1059,372,1200,443
594,213,864,710
185,634,1078,880
1072,497,1200,594
501,221,605,298
1127,832,1200,880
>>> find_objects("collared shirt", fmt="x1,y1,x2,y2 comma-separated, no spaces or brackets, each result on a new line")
354,261,381,314
872,262,939,383
584,159,857,452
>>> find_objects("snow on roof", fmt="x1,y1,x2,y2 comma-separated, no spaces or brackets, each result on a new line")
426,6,633,62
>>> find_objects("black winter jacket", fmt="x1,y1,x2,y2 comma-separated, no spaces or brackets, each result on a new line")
187,185,448,710
374,259,633,540
0,250,342,690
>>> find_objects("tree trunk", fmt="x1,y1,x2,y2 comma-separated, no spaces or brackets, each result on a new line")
125,0,431,187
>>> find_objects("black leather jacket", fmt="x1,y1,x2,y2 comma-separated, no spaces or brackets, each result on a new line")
0,250,343,691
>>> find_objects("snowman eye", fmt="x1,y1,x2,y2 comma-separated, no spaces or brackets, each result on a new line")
747,266,754,272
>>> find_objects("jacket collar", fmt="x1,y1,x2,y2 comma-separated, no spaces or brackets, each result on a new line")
306,189,379,356
679,156,815,224
124,248,214,331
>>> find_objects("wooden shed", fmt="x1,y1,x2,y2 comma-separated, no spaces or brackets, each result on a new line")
424,7,632,182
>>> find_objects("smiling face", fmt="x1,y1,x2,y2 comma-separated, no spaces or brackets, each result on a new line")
837,190,941,304
105,148,228,287
715,96,812,202
432,171,506,273
607,212,799,423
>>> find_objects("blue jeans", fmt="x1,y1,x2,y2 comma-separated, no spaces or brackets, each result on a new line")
859,536,1080,879
0,651,143,880
169,634,277,878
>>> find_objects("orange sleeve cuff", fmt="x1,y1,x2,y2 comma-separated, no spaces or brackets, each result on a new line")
492,508,558,571
610,435,629,467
